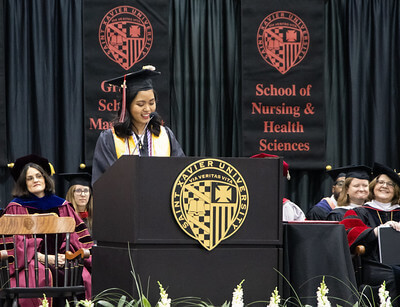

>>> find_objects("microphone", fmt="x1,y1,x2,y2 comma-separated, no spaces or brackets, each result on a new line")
131,112,157,155
149,111,159,125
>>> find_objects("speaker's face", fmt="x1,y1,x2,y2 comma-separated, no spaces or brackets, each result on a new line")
129,89,156,133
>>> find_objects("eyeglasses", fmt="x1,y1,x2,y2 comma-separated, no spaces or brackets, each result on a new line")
334,180,344,187
26,173,43,181
74,188,90,195
376,180,395,188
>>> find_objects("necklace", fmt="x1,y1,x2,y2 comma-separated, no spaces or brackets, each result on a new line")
377,211,393,225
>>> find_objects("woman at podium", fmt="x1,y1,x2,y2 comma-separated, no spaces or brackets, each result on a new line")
341,162,400,303
92,65,185,184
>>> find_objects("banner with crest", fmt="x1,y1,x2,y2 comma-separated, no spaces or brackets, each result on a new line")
83,0,170,163
241,0,325,169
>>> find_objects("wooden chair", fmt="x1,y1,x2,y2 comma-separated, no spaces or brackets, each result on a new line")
352,244,366,287
0,213,90,306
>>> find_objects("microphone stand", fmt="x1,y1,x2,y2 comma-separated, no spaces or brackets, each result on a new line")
131,114,155,156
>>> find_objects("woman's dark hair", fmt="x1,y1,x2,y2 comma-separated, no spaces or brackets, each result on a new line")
12,163,55,198
113,89,161,138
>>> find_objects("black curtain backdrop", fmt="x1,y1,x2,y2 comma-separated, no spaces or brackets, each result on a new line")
170,0,241,157
1,0,83,207
0,0,6,166
0,0,8,209
1,0,400,216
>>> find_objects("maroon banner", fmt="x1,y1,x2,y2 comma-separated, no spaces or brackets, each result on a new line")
241,0,325,169
83,0,170,163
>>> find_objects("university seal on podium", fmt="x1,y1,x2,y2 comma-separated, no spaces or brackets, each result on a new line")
171,159,249,251
99,6,153,70
257,11,310,74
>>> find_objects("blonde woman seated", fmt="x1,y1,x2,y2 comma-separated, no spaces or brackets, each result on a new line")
327,165,371,221
61,172,93,234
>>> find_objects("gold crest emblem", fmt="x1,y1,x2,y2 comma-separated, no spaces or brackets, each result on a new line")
171,159,249,251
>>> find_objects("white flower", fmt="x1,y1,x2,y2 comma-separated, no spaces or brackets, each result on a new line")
79,299,94,307
157,281,171,307
267,287,281,307
379,281,392,307
317,277,331,307
39,294,49,307
232,280,245,307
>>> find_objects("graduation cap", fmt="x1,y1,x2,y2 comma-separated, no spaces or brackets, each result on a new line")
372,162,400,187
326,166,346,182
328,165,371,180
105,65,161,122
9,154,55,181
59,172,92,188
250,153,290,180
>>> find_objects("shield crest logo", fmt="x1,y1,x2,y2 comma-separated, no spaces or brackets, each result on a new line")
99,6,153,70
257,11,310,74
171,159,249,251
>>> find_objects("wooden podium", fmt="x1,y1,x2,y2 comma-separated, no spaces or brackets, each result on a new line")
92,156,283,305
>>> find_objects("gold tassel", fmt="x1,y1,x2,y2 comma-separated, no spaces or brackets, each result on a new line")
48,163,55,176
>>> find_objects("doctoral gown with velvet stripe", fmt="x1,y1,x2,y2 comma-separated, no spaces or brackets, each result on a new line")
2,195,94,306
341,205,400,305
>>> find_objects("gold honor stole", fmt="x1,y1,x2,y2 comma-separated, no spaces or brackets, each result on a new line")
113,126,171,158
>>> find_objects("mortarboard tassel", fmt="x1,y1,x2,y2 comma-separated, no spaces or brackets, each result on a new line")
119,75,127,122
48,163,56,176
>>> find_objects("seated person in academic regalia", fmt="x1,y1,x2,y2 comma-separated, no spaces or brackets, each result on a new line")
327,165,371,221
4,154,93,306
61,172,93,235
341,162,400,305
251,153,305,222
306,167,346,220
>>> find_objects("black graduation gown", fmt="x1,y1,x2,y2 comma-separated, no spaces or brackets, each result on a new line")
306,198,333,220
327,208,348,221
341,205,400,305
92,127,185,184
